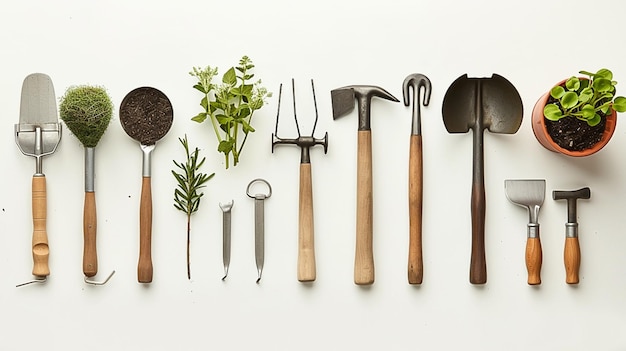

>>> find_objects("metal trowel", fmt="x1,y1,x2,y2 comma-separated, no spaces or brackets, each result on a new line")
505,179,545,285
15,73,62,286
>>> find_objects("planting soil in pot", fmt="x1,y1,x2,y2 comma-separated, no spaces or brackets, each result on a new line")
543,97,607,152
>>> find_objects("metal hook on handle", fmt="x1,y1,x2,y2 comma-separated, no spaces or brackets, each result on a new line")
16,276,47,287
84,270,116,286
403,74,432,135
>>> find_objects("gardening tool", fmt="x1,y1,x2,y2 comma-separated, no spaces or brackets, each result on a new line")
331,84,399,285
504,179,546,285
119,87,173,283
59,86,115,285
403,73,431,285
15,73,62,287
553,187,590,284
442,74,523,284
272,79,328,282
220,200,233,280
247,179,272,283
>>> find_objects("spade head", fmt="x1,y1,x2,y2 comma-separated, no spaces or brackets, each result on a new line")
442,74,523,134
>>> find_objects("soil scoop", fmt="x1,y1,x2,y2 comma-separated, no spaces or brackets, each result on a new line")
442,74,523,284
120,87,173,283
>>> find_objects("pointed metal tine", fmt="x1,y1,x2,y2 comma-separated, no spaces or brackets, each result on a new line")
292,78,301,137
16,276,47,287
274,83,283,137
311,79,319,136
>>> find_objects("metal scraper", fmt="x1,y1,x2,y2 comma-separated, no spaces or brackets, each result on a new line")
15,73,62,286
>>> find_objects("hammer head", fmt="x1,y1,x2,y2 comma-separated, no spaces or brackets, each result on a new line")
331,85,399,131
553,187,591,202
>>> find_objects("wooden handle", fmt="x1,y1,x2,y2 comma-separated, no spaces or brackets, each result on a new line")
408,134,423,285
32,175,49,277
564,237,580,284
138,176,153,283
355,130,374,285
525,237,542,285
297,163,316,282
83,191,98,277
470,177,486,284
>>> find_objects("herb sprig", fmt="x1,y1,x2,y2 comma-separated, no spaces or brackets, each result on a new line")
172,135,215,280
190,56,271,168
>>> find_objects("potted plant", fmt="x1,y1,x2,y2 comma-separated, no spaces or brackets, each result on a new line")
531,68,626,156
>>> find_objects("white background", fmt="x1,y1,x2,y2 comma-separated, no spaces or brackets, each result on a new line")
1,0,625,350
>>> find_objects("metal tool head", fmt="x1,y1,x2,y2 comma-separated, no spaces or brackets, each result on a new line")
272,79,328,162
15,73,62,161
403,74,432,135
553,187,591,223
119,87,173,146
442,74,523,134
505,179,545,224
331,85,399,131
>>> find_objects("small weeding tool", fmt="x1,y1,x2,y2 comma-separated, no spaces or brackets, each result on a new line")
247,179,272,283
553,187,590,284
220,200,233,280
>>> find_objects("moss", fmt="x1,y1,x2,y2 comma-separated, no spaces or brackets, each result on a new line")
59,85,113,148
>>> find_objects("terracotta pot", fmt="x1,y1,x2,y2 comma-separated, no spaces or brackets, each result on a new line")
531,78,618,157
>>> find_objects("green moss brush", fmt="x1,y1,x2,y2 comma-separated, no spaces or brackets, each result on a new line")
59,85,114,281
60,85,113,147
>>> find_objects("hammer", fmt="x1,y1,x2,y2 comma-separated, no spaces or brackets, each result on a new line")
553,187,591,284
272,79,328,282
331,85,399,285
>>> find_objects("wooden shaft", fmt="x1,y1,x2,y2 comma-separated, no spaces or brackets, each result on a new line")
138,176,153,283
408,134,423,284
355,130,374,285
297,163,316,282
469,129,486,284
32,175,49,277
83,191,98,277
564,237,580,284
525,237,542,285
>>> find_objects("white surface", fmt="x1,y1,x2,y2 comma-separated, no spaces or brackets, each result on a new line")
1,0,625,350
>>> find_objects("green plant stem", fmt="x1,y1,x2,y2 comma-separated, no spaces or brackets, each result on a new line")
187,213,191,280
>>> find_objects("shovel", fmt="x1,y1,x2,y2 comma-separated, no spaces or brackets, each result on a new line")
15,73,62,284
442,74,523,284
505,179,545,285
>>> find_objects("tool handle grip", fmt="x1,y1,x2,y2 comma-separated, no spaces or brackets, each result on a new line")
83,191,98,277
564,237,580,284
297,163,316,282
355,130,374,285
32,175,50,277
525,236,542,285
408,135,423,284
470,170,486,284
138,176,153,283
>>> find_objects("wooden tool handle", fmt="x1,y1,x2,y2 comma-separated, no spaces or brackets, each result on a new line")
525,237,542,285
297,163,316,282
355,130,374,285
83,191,98,277
408,134,423,285
32,175,50,277
138,176,153,283
564,237,580,284
470,174,486,284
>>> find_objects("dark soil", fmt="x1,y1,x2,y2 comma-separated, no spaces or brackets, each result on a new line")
544,96,606,152
119,87,173,145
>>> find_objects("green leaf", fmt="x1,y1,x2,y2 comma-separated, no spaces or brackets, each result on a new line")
241,120,255,133
191,112,208,123
612,96,626,112
580,104,595,119
544,104,563,120
223,67,237,85
566,77,580,91
218,139,234,153
241,84,253,97
595,68,613,80
193,83,206,94
587,113,602,126
201,96,208,110
593,78,613,92
550,86,565,99
216,115,234,125
579,87,593,103
560,91,578,109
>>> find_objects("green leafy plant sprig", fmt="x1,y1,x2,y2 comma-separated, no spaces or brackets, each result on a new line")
544,68,626,126
172,135,215,280
190,56,272,169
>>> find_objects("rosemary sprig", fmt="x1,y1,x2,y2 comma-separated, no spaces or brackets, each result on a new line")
172,135,215,280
